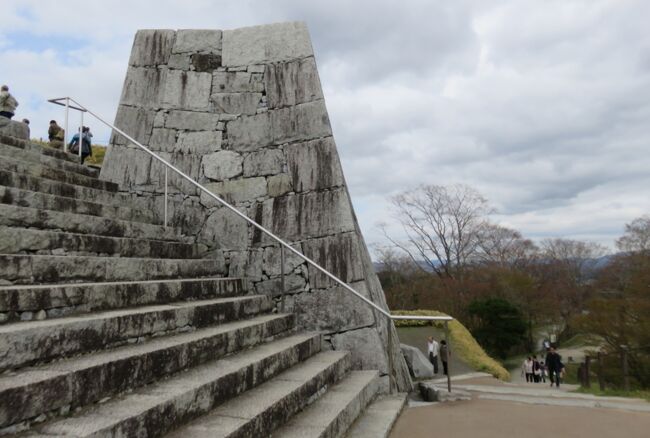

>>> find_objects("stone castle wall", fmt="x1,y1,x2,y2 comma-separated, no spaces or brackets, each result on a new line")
100,22,411,391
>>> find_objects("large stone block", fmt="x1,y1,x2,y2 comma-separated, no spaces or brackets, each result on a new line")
264,57,323,108
173,29,222,54
149,128,178,152
162,70,212,110
112,105,156,146
213,71,264,93
331,327,388,375
285,137,344,192
211,92,262,115
267,173,292,197
228,250,263,281
198,207,249,250
165,110,219,131
271,100,332,145
201,177,267,206
262,244,304,277
243,149,284,177
0,119,29,140
254,274,307,296
227,111,272,151
401,344,434,380
288,282,375,332
254,189,355,242
120,67,166,108
100,147,152,188
177,131,222,154
222,22,313,67
202,150,243,181
129,30,176,66
302,232,365,289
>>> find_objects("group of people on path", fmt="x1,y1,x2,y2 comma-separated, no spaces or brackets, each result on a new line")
427,336,450,376
522,345,565,388
1,85,93,164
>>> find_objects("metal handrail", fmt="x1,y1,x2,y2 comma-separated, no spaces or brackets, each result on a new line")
48,97,454,391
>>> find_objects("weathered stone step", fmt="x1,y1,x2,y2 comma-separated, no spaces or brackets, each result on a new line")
272,370,380,438
0,168,146,211
0,203,182,243
0,294,272,372
30,333,321,437
0,254,226,285
0,142,100,178
0,313,294,430
0,277,245,324
344,394,408,438
0,226,205,259
0,134,81,164
0,156,117,192
0,185,160,225
168,350,351,438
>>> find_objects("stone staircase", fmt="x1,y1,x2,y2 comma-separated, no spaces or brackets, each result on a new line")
0,129,406,437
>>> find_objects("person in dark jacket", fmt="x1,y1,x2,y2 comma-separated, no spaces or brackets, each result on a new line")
545,347,563,387
69,126,93,164
440,340,450,375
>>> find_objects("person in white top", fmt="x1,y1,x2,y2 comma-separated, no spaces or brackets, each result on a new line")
427,336,440,374
521,356,534,382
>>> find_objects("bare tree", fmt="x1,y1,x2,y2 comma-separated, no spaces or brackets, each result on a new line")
475,223,539,268
541,238,608,285
616,215,650,253
382,184,494,278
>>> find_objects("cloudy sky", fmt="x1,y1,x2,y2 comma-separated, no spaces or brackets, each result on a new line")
2,0,649,252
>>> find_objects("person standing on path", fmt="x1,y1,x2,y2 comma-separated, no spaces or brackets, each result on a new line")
0,85,19,119
545,347,563,387
522,357,534,382
440,340,450,375
427,336,439,374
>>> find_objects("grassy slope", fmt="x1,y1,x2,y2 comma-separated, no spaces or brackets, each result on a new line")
32,139,106,166
394,309,510,381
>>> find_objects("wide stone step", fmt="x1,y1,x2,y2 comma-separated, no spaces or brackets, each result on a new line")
0,135,81,164
0,142,99,178
0,169,145,211
0,156,117,192
0,254,225,285
0,277,245,324
344,394,408,438
0,294,272,371
0,185,159,225
30,333,321,437
272,370,380,438
0,226,205,259
0,203,182,242
168,350,351,438
0,313,294,430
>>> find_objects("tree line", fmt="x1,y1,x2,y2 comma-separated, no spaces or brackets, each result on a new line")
377,184,650,387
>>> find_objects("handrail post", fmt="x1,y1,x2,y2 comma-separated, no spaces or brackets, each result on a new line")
64,98,69,153
444,320,451,392
387,316,396,393
78,111,84,160
164,167,168,228
280,244,286,312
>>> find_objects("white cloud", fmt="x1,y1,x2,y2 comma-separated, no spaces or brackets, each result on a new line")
1,0,649,254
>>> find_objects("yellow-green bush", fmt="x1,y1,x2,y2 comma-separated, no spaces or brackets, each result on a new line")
394,309,510,381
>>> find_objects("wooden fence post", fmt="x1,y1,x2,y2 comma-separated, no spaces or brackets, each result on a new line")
585,356,591,388
598,352,605,391
622,349,630,392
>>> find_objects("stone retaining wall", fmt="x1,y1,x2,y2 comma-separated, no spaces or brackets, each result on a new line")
100,22,411,392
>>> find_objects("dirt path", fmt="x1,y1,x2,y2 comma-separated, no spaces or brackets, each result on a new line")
390,374,650,438
390,398,650,438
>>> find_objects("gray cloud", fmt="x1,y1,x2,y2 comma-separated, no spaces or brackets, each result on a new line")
2,0,649,251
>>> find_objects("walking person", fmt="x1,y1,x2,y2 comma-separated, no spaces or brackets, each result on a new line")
0,85,19,119
539,361,547,383
69,126,93,164
440,340,450,376
427,336,439,374
48,120,65,149
545,347,563,388
533,355,541,383
521,356,534,383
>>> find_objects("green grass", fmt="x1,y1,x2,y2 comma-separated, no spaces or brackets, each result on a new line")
31,139,106,166
393,309,510,381
574,386,650,402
